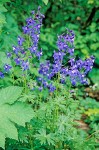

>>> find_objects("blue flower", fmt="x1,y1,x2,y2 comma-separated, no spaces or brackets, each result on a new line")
6,52,12,58
68,58,75,66
0,72,4,78
57,29,75,54
39,61,50,76
36,50,43,60
53,51,64,63
26,17,35,26
42,80,48,88
29,46,37,54
4,64,12,72
21,60,29,71
14,57,21,65
61,68,68,75
38,86,43,91
12,46,20,55
48,84,56,92
22,26,30,34
18,36,24,46
52,63,61,73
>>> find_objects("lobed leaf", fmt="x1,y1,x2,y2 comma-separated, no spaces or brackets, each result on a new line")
0,86,34,149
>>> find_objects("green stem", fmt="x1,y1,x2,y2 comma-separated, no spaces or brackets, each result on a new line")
55,72,60,97
86,130,99,141
24,76,27,93
30,138,34,150
23,71,28,94
27,124,34,150
12,73,15,85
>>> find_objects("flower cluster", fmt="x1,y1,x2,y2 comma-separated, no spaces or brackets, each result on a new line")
57,30,75,55
68,56,95,85
13,6,44,68
38,61,56,92
0,7,44,78
38,29,95,91
23,6,44,59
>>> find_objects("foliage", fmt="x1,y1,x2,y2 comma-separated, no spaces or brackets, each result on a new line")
42,0,49,5
5,95,98,150
80,97,99,147
0,86,34,149
0,5,6,33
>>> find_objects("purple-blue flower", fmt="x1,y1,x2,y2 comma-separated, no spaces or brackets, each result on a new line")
4,64,12,72
38,86,43,91
0,72,4,78
42,80,48,88
14,57,21,65
22,26,30,34
12,46,20,55
6,52,12,58
52,63,61,73
18,36,24,46
53,51,64,63
21,60,29,71
61,67,69,75
39,61,50,76
26,17,35,26
36,50,43,60
48,84,56,92
29,45,37,54
57,29,75,55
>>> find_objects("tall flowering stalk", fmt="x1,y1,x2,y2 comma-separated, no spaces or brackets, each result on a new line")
0,7,45,92
38,29,94,92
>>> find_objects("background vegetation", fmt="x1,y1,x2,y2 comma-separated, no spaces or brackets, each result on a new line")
0,0,99,149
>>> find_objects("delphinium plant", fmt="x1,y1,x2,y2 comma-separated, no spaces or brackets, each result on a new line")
0,6,97,150
0,6,95,94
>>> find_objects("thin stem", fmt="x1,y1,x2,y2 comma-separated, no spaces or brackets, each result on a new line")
86,130,99,141
55,72,60,97
23,71,28,94
12,73,15,85
27,124,34,150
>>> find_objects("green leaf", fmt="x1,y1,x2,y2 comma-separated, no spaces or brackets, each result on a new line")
85,109,99,116
0,13,6,24
0,133,5,149
35,129,55,145
0,86,34,149
89,68,99,85
29,67,39,76
0,0,10,4
0,4,7,13
0,52,11,68
42,0,48,5
89,22,96,32
0,5,6,31
0,86,23,105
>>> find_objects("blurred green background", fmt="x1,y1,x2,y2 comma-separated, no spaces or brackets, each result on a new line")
0,0,99,86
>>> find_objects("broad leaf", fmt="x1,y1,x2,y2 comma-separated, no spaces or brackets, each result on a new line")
0,13,6,25
0,86,23,105
42,0,48,5
0,0,10,4
0,86,34,149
